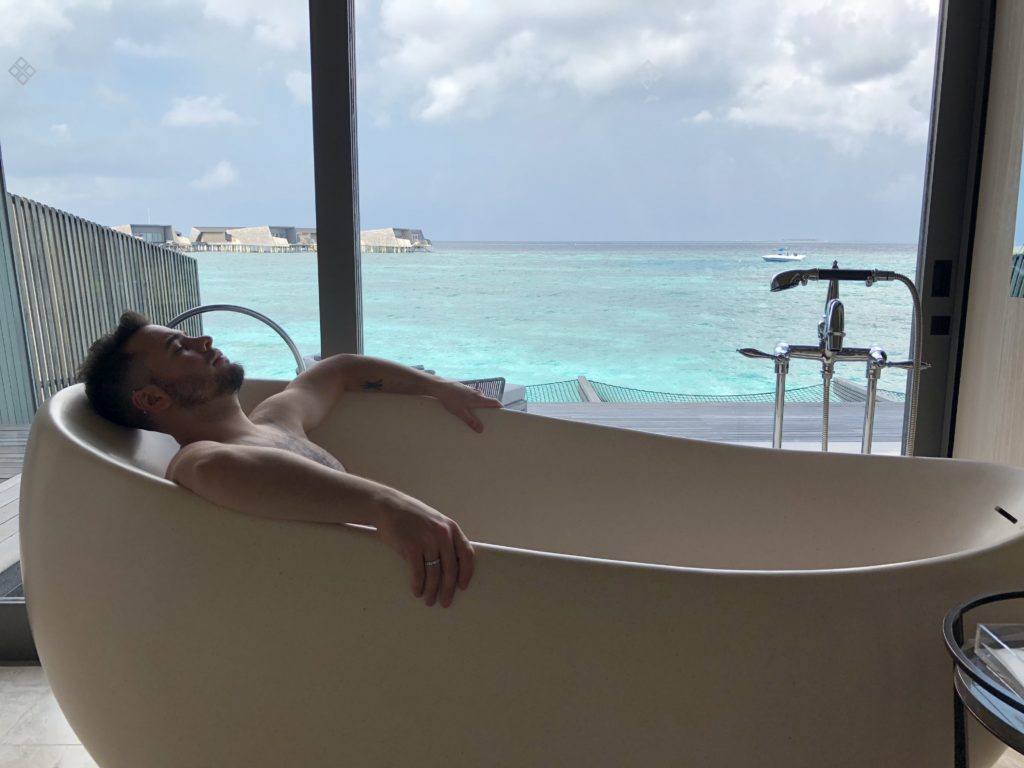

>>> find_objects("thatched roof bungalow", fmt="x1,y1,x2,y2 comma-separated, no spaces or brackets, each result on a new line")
112,224,190,248
190,226,289,247
360,227,431,253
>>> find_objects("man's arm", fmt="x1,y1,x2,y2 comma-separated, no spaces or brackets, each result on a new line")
251,353,502,434
168,441,474,608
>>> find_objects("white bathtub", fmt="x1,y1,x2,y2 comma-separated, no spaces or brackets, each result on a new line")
19,381,1024,767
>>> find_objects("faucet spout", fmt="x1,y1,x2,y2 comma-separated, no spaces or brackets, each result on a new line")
817,260,844,355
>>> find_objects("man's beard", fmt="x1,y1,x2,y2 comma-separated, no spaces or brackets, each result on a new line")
154,362,245,407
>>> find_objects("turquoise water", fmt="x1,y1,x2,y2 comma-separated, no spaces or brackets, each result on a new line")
193,241,918,395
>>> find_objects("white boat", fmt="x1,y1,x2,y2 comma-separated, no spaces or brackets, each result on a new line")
762,247,807,262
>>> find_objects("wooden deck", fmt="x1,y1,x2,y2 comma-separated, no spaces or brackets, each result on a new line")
529,401,904,446
2,426,31,576
0,475,20,576
0,425,29,484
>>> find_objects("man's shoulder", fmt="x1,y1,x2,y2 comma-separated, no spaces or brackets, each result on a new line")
165,440,225,481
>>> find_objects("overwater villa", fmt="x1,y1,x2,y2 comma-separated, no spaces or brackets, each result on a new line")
3,2,1024,767
114,224,429,253
360,226,432,253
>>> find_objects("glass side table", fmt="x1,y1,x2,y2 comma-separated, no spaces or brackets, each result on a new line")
944,591,1024,768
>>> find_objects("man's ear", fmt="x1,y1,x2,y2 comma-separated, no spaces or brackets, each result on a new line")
131,385,172,416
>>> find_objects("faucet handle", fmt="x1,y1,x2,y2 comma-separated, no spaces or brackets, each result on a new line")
737,347,775,360
884,359,932,371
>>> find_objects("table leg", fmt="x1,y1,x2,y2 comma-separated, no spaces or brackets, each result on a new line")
955,687,969,768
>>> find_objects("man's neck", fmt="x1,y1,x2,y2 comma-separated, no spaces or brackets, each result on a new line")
159,396,261,446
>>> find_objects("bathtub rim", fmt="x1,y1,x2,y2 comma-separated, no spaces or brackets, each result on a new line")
24,383,1024,579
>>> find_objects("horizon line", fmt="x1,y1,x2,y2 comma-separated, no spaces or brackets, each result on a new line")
424,238,919,246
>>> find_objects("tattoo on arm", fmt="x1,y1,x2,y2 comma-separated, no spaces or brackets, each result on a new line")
361,379,384,391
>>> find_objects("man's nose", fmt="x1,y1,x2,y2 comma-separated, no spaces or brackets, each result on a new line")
193,335,213,350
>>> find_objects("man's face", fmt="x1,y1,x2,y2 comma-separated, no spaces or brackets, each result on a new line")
126,324,245,408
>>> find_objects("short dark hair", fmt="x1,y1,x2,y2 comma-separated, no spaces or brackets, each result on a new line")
77,311,152,429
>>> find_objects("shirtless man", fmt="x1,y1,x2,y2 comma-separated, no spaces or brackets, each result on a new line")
76,311,502,609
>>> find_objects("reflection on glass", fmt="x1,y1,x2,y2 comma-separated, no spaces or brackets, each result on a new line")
0,1,318,376
1012,139,1024,298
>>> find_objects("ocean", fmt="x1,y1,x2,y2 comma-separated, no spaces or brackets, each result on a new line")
192,241,918,396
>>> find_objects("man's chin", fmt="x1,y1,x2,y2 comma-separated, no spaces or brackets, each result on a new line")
222,362,245,394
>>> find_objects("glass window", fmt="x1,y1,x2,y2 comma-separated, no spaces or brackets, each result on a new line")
355,1,940,436
0,1,317,615
1,0,318,379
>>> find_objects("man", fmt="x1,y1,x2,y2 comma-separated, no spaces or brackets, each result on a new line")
77,311,502,609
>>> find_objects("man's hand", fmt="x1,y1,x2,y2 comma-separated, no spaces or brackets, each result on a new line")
373,490,475,608
434,382,503,432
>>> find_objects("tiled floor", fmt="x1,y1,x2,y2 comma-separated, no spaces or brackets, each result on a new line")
0,663,1023,767
0,666,96,767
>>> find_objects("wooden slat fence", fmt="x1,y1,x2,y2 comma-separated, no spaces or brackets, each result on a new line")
7,193,203,406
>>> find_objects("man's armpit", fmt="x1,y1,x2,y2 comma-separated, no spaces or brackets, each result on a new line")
249,387,323,432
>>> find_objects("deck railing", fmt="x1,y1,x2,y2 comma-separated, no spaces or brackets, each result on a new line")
1012,250,1024,298
6,193,202,406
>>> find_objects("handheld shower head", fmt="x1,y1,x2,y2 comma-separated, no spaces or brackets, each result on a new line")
770,269,817,292
770,267,897,291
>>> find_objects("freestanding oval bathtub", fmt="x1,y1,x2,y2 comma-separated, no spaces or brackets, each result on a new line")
19,382,1024,767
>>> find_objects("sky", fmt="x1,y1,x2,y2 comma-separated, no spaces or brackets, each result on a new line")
0,0,945,242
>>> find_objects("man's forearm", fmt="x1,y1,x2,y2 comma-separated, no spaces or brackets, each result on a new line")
180,442,407,528
335,354,451,397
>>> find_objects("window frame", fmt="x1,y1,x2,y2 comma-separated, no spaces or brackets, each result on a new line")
912,0,998,457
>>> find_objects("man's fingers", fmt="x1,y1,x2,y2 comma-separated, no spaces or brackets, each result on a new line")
469,392,502,408
462,409,483,433
439,531,459,608
423,551,442,607
454,529,475,591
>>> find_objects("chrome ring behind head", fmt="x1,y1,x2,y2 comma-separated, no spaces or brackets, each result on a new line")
166,304,307,375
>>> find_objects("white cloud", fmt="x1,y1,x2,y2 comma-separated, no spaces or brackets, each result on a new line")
420,73,473,121
0,0,111,49
285,70,311,104
49,123,70,138
188,0,308,51
163,95,240,127
369,0,941,147
689,110,713,124
112,36,179,59
190,160,237,189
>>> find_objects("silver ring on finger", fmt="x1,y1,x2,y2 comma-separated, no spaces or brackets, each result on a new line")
424,557,441,567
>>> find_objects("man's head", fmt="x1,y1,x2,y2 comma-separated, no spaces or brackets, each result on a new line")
77,311,245,430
